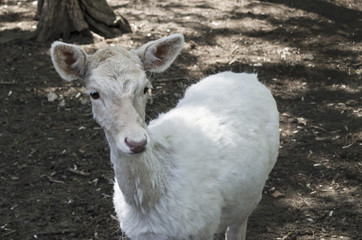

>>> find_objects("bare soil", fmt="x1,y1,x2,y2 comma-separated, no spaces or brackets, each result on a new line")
0,0,361,239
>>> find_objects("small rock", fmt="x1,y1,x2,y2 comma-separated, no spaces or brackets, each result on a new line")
271,190,285,199
58,99,66,107
306,218,315,223
337,102,346,108
345,99,358,106
10,176,19,181
297,117,307,125
303,54,314,61
80,97,89,105
47,92,58,102
328,210,334,217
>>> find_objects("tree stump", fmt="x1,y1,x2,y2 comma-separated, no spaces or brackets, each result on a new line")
36,0,131,41
0,0,131,44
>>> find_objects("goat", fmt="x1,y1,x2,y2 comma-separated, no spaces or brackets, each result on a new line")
50,33,279,240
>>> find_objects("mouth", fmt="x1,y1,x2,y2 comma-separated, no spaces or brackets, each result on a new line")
120,147,148,157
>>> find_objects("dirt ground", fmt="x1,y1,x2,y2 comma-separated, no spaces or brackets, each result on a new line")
0,0,361,239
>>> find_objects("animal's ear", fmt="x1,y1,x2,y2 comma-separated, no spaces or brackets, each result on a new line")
50,41,88,81
134,33,184,72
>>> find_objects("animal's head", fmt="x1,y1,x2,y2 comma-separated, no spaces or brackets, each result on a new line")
50,34,184,155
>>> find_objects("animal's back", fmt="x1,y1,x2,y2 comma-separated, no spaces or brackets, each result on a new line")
148,71,279,236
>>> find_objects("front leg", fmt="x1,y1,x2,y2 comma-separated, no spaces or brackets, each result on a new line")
225,217,248,240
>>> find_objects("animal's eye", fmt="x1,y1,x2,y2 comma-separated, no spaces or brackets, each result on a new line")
90,91,100,99
143,87,149,94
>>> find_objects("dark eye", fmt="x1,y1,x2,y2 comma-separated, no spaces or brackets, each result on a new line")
143,87,149,94
90,91,100,99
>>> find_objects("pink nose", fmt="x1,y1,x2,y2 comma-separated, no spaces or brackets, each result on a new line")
125,137,147,154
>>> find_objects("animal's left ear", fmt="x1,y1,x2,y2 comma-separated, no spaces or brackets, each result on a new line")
50,41,88,81
134,33,184,73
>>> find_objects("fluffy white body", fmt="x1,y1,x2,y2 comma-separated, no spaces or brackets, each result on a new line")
50,34,279,240
113,72,279,240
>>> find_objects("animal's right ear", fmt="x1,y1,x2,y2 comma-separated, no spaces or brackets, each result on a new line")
134,33,184,73
50,41,88,81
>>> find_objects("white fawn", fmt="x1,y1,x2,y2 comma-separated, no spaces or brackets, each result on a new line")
51,33,279,240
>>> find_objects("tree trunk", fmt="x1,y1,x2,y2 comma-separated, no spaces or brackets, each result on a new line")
0,0,131,44
35,0,131,42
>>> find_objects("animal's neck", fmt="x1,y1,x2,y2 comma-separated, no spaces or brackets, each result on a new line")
107,132,171,211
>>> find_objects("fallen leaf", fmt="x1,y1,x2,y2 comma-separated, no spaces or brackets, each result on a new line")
271,191,285,199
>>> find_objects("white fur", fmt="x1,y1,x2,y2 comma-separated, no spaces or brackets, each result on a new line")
50,34,279,240
113,72,279,240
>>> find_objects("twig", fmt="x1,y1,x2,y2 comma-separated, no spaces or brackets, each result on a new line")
0,81,17,85
2,230,16,237
47,176,64,184
68,168,90,176
110,214,118,221
36,228,77,236
311,125,327,132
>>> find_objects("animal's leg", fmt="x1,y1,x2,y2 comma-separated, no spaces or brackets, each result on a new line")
225,217,248,240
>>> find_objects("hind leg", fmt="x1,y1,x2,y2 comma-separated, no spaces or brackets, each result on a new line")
225,217,248,240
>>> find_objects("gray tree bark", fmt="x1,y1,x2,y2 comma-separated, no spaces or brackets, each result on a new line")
35,0,132,41
0,0,131,44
